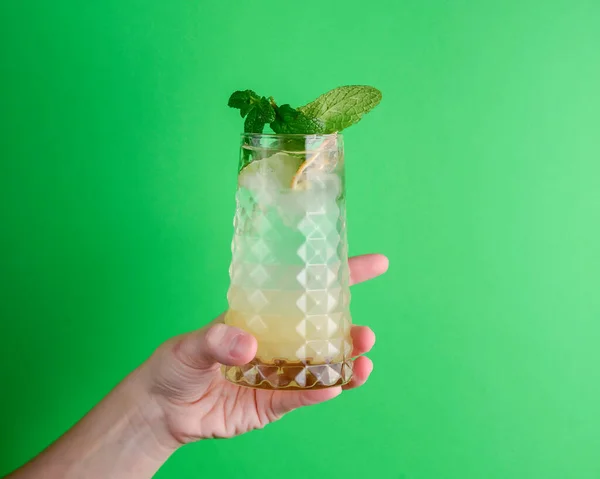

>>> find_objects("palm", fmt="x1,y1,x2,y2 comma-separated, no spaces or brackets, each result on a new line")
196,379,279,438
166,363,349,440
174,377,315,439
150,255,387,444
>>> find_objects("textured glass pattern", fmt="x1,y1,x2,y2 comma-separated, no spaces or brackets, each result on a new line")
223,134,353,390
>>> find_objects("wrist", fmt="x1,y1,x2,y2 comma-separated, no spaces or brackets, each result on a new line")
62,366,180,478
68,365,180,478
118,365,182,459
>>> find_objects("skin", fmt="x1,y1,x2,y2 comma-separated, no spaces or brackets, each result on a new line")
7,254,389,479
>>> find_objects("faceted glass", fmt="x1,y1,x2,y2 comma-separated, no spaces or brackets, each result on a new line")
222,133,353,389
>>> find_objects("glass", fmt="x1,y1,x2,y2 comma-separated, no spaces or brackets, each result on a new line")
222,133,353,390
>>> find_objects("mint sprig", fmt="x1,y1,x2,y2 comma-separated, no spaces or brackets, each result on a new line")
299,86,382,133
228,85,382,135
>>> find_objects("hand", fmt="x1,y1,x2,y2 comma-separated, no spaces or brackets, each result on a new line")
6,254,388,479
144,254,389,444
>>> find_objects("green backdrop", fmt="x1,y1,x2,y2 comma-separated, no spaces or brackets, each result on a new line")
2,0,600,478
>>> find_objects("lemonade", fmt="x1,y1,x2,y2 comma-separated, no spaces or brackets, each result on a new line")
223,86,381,389
222,135,353,389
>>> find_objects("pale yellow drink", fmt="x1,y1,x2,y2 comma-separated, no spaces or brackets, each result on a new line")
222,134,353,389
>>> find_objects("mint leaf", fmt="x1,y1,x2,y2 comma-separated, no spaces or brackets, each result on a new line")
239,102,253,118
228,90,276,133
298,85,382,133
243,108,260,133
244,97,275,133
271,104,325,134
257,97,276,123
228,90,255,115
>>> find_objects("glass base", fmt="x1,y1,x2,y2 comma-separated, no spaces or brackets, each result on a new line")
222,358,353,390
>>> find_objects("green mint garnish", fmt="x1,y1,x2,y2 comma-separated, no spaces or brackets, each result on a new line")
298,86,382,133
228,85,382,135
228,90,276,133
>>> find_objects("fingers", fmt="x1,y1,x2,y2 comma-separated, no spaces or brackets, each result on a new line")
342,356,373,390
271,387,342,416
272,355,375,415
350,326,376,357
174,323,257,371
349,254,389,286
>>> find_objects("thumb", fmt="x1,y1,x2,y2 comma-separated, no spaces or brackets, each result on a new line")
175,323,257,371
148,322,257,403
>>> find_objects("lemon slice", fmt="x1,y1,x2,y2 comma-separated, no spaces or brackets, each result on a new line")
290,158,313,190
291,152,337,190
290,135,339,190
238,152,303,191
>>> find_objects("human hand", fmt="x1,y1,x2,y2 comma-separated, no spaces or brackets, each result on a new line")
5,254,388,479
142,254,388,445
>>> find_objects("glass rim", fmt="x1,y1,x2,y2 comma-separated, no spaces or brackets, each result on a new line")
241,132,342,139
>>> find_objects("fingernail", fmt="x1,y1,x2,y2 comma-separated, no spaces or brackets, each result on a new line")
229,334,249,359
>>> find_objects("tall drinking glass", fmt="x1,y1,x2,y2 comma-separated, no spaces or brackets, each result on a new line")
222,133,353,389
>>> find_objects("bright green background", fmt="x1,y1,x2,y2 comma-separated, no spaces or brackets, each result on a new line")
1,0,600,478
